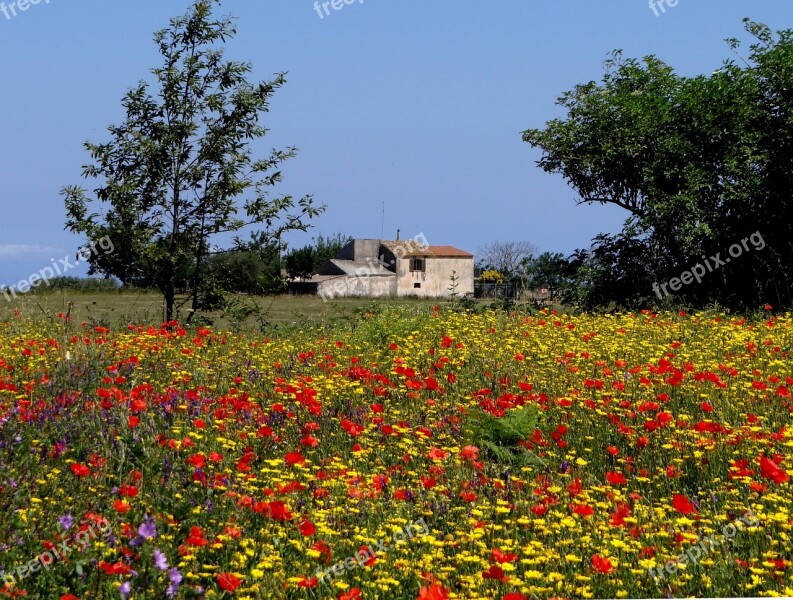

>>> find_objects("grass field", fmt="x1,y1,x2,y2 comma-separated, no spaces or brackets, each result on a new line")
0,290,442,331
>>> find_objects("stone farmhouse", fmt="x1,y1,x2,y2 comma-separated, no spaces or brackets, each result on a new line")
305,237,474,300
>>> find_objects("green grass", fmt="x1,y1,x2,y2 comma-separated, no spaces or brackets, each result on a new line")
0,289,444,330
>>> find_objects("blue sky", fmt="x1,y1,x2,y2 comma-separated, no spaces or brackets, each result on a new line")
0,0,791,284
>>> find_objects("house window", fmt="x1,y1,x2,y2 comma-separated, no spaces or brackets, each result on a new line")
414,282,421,289
410,257,425,272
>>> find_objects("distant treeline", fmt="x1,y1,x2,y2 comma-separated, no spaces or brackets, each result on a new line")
1,277,120,293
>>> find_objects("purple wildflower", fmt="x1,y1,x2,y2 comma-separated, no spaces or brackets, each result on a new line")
119,581,131,599
166,567,182,599
138,517,157,540
58,514,73,531
153,549,168,571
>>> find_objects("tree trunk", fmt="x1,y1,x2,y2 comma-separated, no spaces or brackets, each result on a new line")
187,216,207,325
186,250,203,324
165,283,175,323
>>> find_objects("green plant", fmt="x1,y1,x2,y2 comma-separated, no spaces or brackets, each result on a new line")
447,270,460,304
466,404,544,467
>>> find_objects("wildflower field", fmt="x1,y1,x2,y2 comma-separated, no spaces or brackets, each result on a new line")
0,306,791,599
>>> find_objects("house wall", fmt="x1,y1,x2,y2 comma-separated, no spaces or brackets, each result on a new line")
317,275,397,301
395,257,474,297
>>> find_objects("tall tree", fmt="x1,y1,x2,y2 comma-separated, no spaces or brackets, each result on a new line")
63,0,323,321
521,252,575,300
523,20,793,309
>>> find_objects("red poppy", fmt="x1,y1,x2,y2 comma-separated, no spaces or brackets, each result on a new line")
491,548,518,563
567,478,582,496
298,519,316,537
186,454,207,469
760,456,789,484
341,419,364,437
300,435,319,447
428,448,448,461
503,594,528,600
610,507,630,527
418,583,450,600
119,484,138,497
285,451,305,465
460,445,479,460
98,561,132,575
70,463,91,477
482,565,507,580
187,526,208,546
672,494,696,515
606,472,627,485
217,572,242,592
573,504,595,517
530,503,547,516
591,555,613,574
311,540,332,563
749,481,767,493
420,476,436,489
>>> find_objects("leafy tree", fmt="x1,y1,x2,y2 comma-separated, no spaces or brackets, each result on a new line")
63,0,323,321
523,20,793,310
284,247,315,281
312,233,352,268
281,233,352,281
521,252,575,301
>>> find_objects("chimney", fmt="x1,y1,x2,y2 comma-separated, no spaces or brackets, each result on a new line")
396,228,400,240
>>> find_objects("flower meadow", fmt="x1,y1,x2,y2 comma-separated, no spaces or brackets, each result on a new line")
0,306,791,599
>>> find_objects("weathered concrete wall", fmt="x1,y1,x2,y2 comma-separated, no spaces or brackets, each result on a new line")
396,257,474,297
317,275,396,300
337,239,382,262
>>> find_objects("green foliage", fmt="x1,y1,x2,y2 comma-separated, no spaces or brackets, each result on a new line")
519,252,575,299
447,270,460,303
467,404,543,467
457,295,478,312
488,296,517,312
313,233,353,268
284,246,316,281
283,233,352,281
14,277,121,293
523,21,793,310
62,0,323,321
